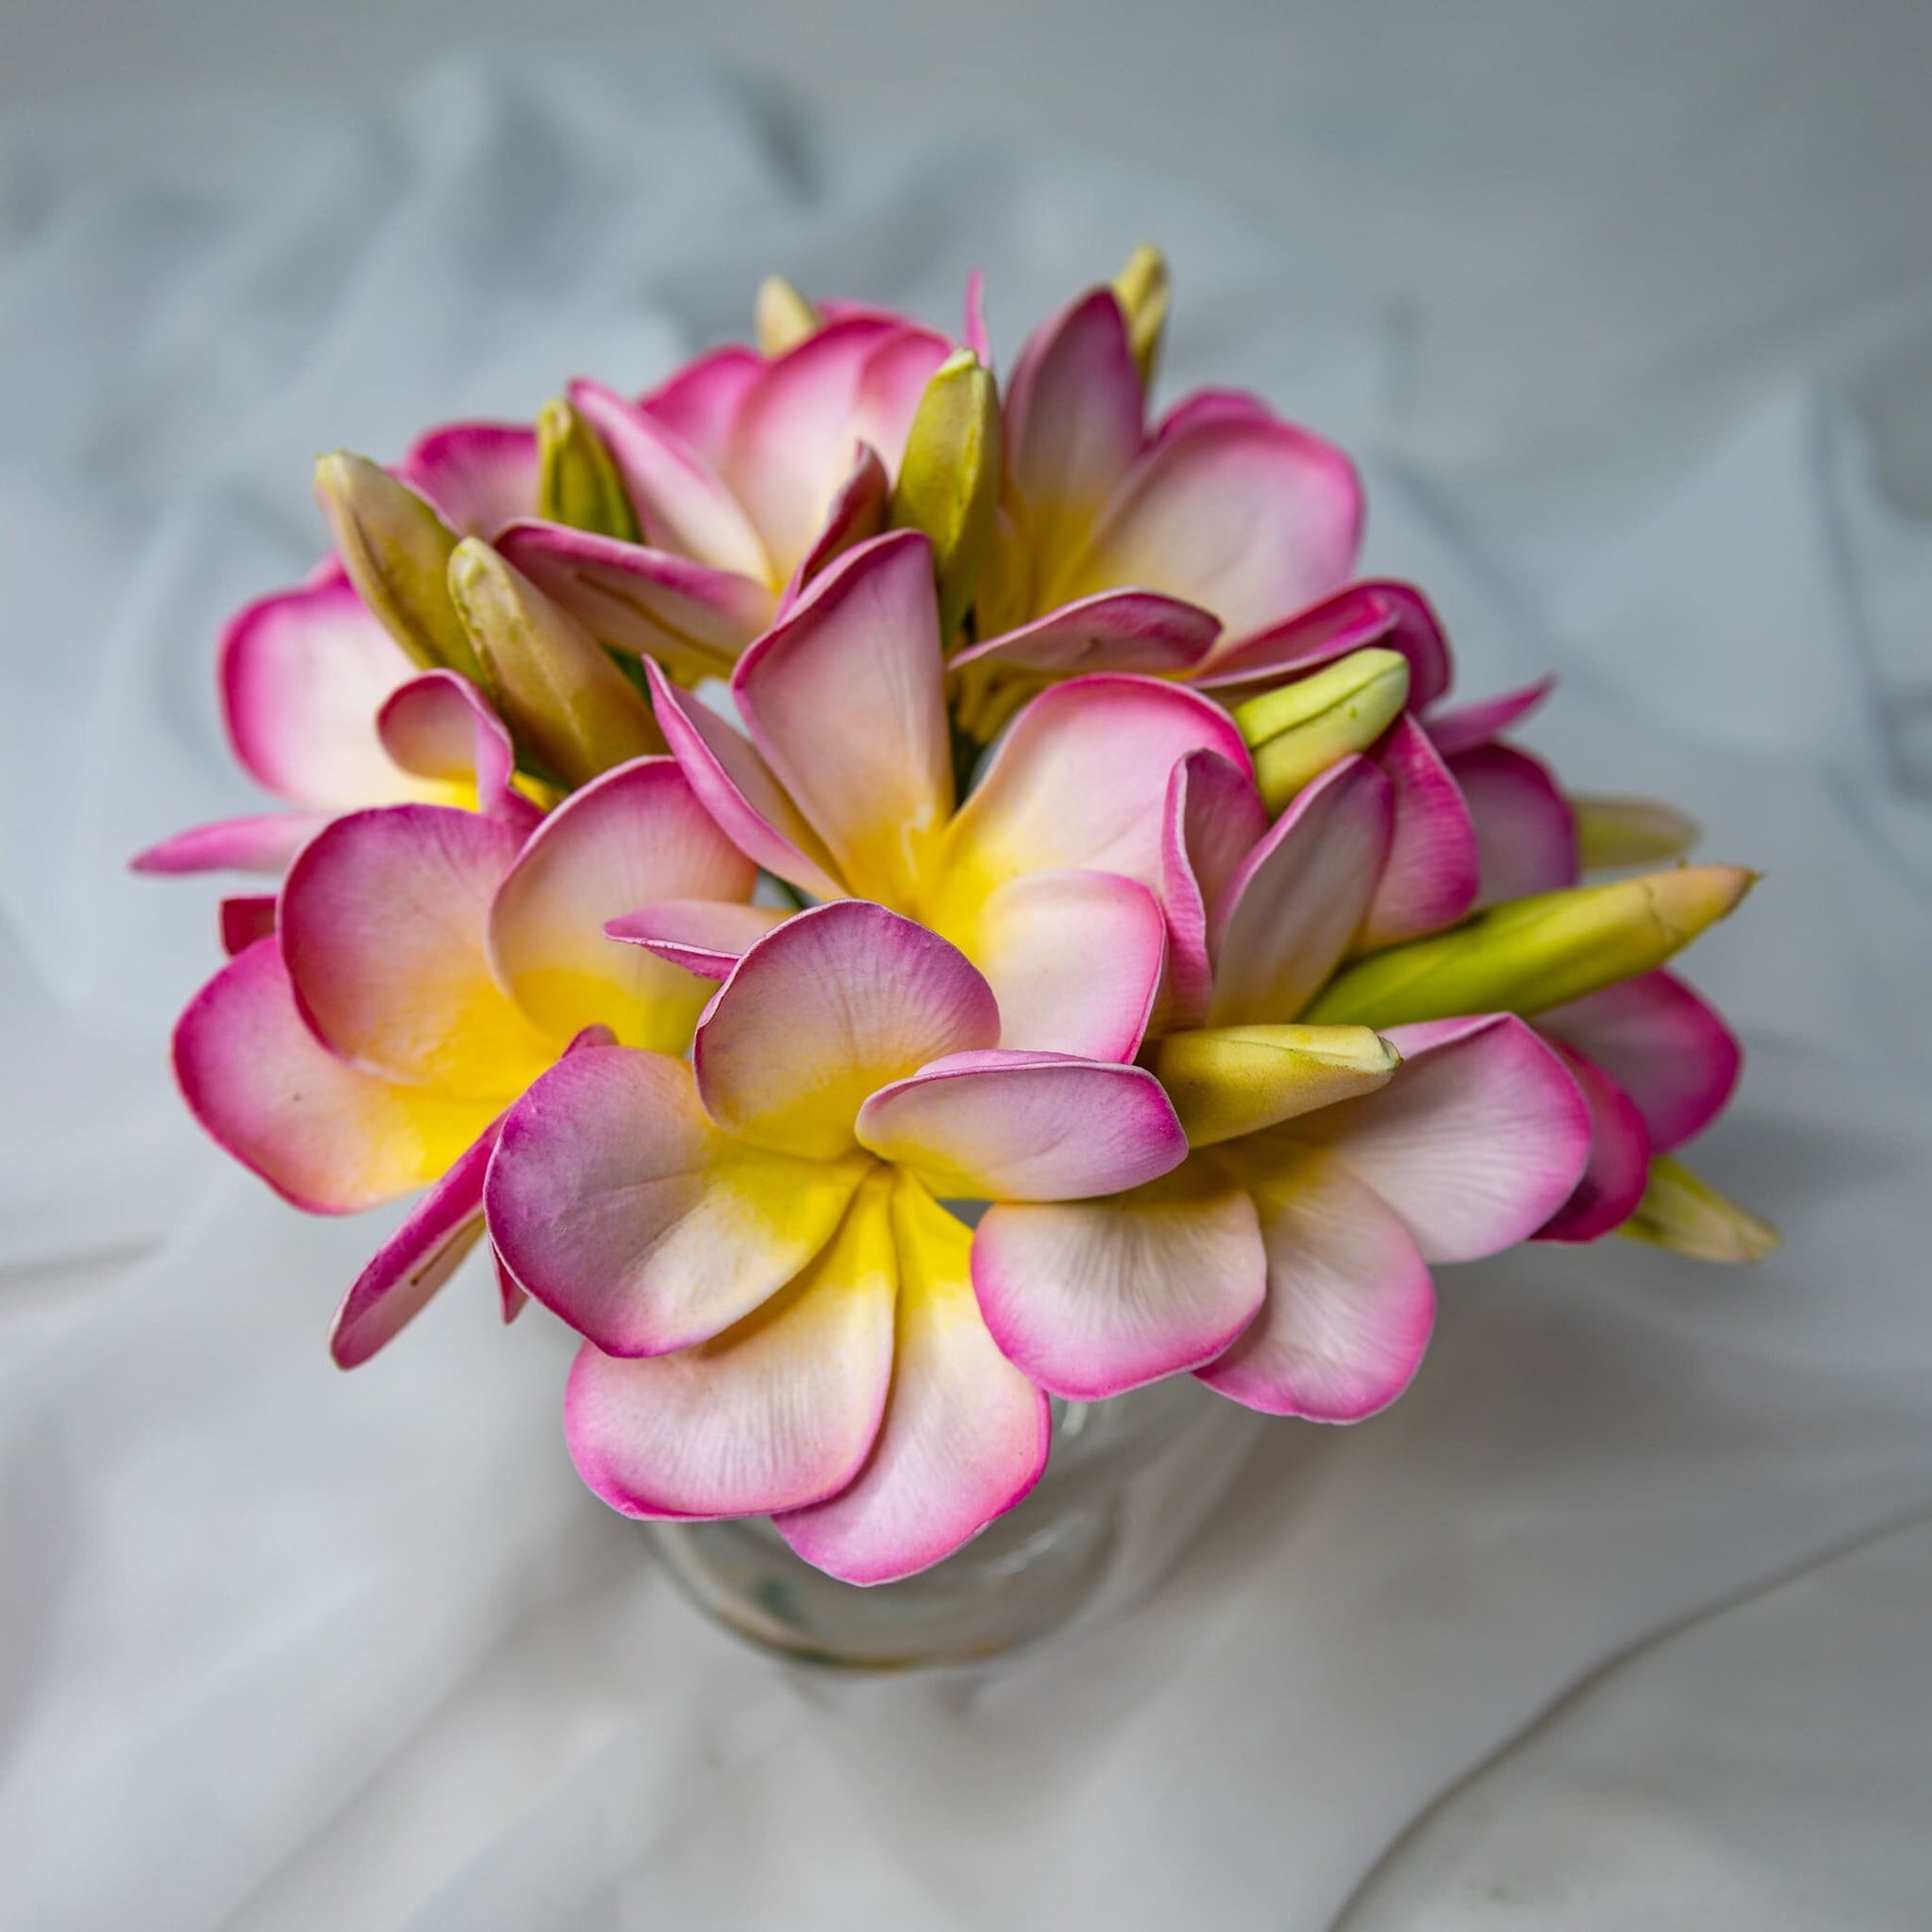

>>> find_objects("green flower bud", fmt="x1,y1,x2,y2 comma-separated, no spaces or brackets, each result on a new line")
1619,1156,1780,1262
314,452,481,681
447,539,662,789
1573,794,1701,869
1231,648,1411,812
536,398,641,543
890,348,1003,637
1112,243,1171,389
1152,1024,1401,1147
755,275,818,356
1305,866,1755,1027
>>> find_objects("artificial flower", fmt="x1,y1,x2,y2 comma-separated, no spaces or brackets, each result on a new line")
485,899,1187,1584
641,527,1251,1059
173,757,762,1364
975,751,1754,1416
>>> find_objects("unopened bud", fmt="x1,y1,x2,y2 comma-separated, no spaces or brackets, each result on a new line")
447,539,662,788
1232,648,1411,811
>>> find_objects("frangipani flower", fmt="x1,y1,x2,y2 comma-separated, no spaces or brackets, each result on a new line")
130,580,540,880
975,753,1756,1417
485,899,1188,1585
976,753,1595,1416
640,528,1251,1060
951,260,1450,726
172,757,760,1364
499,308,960,682
1308,858,1755,1251
135,293,961,883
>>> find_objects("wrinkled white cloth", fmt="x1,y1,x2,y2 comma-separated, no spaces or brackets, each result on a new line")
2,37,1930,1932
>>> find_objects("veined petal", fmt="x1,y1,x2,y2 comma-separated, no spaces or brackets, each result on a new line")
131,812,329,878
496,520,773,683
487,757,757,1050
694,901,1000,1161
1003,289,1145,581
856,1050,1185,1201
1199,1142,1435,1422
1150,1024,1401,1148
973,1159,1267,1399
564,1169,898,1519
1157,751,1271,1032
774,1176,1049,1585
960,869,1166,1061
945,673,1250,898
604,898,791,980
1537,969,1741,1153
399,422,540,538
280,805,557,1099
1423,676,1556,759
219,578,432,809
638,345,763,469
724,318,951,580
643,660,845,900
569,379,769,582
1292,1013,1591,1261
1449,742,1581,905
376,668,537,829
1061,408,1362,643
485,1045,870,1354
952,590,1221,677
1355,715,1481,950
1193,580,1452,710
174,938,499,1213
731,531,953,904
329,1116,500,1367
1209,757,1394,1027
1536,1045,1652,1243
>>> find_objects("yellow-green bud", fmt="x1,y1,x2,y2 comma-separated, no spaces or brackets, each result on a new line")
1112,243,1171,389
536,398,641,543
755,275,818,356
1619,1156,1780,1262
447,540,662,788
1232,648,1411,812
1573,794,1701,870
1305,865,1755,1028
1151,1024,1401,1147
314,452,481,681
890,348,1004,637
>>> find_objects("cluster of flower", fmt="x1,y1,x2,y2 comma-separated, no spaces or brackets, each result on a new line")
137,250,1773,1586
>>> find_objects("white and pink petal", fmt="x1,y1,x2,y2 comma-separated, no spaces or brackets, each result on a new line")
485,1044,870,1356
774,1177,1049,1585
565,1170,898,1520
1294,1014,1592,1262
1199,1142,1435,1422
973,1159,1267,1400
855,1049,1186,1202
694,901,1000,1161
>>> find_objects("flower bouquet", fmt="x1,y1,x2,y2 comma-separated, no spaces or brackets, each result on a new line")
137,249,1775,1657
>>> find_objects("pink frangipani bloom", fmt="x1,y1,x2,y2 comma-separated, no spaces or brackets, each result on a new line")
961,281,1374,686
974,750,1594,1416
130,583,540,882
484,899,1188,1586
171,757,765,1365
638,528,1252,1061
501,310,956,681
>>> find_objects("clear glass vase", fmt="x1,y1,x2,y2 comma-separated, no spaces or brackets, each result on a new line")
643,1376,1263,1669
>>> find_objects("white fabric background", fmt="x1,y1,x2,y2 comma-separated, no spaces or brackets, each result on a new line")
2,19,1930,1928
